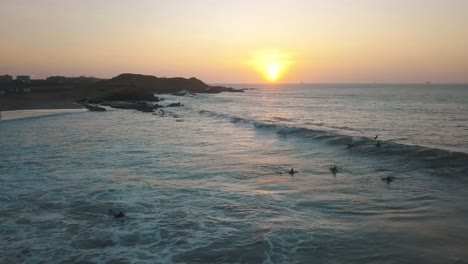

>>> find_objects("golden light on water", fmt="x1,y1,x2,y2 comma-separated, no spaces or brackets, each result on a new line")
249,50,294,83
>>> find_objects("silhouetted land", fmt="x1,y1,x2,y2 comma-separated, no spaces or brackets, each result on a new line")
0,73,243,111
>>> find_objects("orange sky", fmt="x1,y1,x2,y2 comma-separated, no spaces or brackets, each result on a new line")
1,0,467,83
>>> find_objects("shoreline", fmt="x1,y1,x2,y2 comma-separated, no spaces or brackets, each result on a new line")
0,108,86,121
0,94,84,112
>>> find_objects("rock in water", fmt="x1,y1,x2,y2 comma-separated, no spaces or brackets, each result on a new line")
167,102,183,107
100,101,160,112
81,103,106,112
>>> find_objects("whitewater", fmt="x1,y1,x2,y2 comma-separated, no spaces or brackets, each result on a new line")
1,84,467,263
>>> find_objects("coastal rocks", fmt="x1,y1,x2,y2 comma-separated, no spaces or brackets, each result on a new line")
132,102,159,112
99,73,244,94
166,102,183,107
81,103,106,112
81,98,165,113
202,85,244,93
100,101,161,112
88,88,160,104
172,90,196,96
0,73,244,112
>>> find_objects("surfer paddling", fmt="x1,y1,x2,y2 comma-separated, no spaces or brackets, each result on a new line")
330,165,338,175
381,176,396,184
109,209,125,218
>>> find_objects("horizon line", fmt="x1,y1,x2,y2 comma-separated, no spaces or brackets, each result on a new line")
2,73,467,86
211,82,468,86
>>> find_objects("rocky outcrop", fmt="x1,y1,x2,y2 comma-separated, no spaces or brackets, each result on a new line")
85,74,243,105
202,85,244,93
81,103,106,112
172,90,196,96
0,72,250,112
96,74,244,94
100,101,161,112
166,102,183,107
87,88,159,104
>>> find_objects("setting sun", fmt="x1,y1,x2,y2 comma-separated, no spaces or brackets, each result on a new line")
248,49,294,83
266,62,281,81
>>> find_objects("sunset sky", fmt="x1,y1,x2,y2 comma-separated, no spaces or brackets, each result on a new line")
1,0,467,83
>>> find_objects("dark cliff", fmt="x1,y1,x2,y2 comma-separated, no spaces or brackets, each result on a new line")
97,73,243,94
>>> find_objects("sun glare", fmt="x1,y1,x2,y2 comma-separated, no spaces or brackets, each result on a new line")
249,49,294,83
266,62,281,81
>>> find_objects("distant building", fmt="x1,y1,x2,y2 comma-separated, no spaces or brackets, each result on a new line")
46,76,67,84
16,75,30,83
0,75,13,83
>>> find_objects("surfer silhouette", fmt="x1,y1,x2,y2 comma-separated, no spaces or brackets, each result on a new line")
381,176,396,184
109,209,125,218
114,212,125,218
330,166,338,175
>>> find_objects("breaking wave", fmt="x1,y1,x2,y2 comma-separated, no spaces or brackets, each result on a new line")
198,109,468,176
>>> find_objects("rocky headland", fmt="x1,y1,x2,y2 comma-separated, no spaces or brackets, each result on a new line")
0,73,243,111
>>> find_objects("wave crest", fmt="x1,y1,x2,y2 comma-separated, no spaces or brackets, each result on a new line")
198,109,468,176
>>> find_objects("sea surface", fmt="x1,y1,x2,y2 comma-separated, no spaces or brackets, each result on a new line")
1,84,468,264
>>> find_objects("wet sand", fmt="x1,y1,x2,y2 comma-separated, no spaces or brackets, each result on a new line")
0,109,86,121
0,92,84,112
0,92,86,120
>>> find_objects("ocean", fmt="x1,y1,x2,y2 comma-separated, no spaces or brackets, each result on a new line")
1,84,467,264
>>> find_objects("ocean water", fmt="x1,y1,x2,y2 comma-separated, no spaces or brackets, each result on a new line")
1,84,468,264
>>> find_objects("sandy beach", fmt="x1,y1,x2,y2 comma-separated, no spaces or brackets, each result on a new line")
0,92,84,111
0,90,86,121
0,109,86,121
